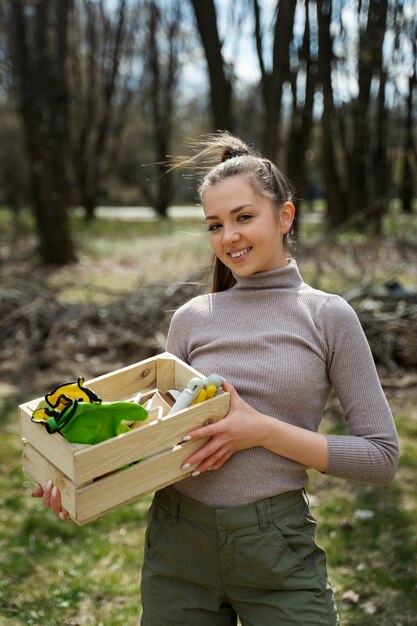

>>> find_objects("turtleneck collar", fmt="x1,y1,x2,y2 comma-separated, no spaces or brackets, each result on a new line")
232,258,304,290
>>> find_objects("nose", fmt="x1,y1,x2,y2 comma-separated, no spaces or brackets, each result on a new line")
222,224,240,244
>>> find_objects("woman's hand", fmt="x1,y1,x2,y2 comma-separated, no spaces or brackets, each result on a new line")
181,380,329,476
181,381,272,475
32,482,71,521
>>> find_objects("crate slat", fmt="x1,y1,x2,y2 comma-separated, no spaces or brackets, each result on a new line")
86,355,158,401
75,438,207,524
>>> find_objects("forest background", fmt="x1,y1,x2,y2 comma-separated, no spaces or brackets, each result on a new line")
0,1,417,625
1,0,416,261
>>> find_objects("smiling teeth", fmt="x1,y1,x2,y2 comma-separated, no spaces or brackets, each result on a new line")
230,247,251,258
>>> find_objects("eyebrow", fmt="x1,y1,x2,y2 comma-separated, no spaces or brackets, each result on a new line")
205,204,253,221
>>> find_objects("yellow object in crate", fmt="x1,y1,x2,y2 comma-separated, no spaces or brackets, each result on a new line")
18,353,230,525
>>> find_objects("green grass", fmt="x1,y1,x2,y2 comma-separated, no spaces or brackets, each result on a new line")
319,480,417,623
310,410,417,625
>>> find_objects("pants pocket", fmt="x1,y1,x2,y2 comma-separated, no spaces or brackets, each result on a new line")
272,505,329,590
232,505,328,592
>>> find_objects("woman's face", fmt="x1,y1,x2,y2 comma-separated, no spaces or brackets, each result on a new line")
203,174,294,277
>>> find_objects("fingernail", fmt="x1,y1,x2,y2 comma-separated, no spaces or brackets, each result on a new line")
181,435,192,441
45,480,52,490
182,463,191,470
52,486,57,497
191,470,200,477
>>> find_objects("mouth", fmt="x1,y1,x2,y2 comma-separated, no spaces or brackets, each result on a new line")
227,247,252,262
228,247,252,258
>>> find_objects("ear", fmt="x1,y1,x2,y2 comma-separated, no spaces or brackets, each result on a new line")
280,202,295,234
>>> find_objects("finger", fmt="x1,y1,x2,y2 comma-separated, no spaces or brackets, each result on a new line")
182,436,225,469
50,485,63,516
32,484,44,498
209,451,233,470
182,422,218,443
221,380,236,393
221,380,241,403
221,381,242,409
59,508,71,521
193,448,233,474
43,480,53,508
184,437,233,472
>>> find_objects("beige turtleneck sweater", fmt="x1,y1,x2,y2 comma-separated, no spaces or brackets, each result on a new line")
166,259,399,508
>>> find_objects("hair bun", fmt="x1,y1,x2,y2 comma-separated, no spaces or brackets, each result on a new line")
221,147,248,162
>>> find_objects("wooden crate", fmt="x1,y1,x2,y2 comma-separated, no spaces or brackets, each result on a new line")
19,352,230,525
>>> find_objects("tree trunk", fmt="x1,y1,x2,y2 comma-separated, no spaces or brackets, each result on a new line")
253,0,297,161
316,0,346,230
286,0,316,232
136,0,182,218
265,0,297,161
401,38,417,214
68,0,133,221
370,69,388,234
348,0,388,231
189,0,233,131
10,0,76,265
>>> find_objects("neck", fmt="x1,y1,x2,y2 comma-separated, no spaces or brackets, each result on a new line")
232,258,303,290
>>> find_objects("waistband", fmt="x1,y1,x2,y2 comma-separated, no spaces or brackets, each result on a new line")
153,487,308,532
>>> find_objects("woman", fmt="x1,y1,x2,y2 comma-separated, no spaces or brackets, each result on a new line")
35,133,399,625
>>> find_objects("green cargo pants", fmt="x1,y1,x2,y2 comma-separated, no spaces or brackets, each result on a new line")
140,487,340,626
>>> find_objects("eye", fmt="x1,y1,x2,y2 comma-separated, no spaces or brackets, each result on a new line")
237,213,253,222
207,222,222,232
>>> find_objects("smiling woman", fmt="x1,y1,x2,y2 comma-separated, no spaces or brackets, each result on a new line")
204,174,295,278
137,132,399,625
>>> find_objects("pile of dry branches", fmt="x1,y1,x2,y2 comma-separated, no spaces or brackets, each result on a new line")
1,274,416,398
0,278,206,396
348,287,417,374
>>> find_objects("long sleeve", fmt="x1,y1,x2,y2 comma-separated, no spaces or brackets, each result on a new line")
320,296,399,485
165,308,190,363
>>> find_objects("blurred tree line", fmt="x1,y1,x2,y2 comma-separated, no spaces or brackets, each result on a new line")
0,0,416,264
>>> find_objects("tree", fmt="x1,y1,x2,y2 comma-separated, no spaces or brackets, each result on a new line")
286,0,316,226
0,103,28,214
0,4,29,229
9,0,76,264
316,0,347,229
0,1,11,95
348,0,389,232
253,0,297,160
135,0,185,217
68,0,137,219
398,9,417,214
189,0,234,131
